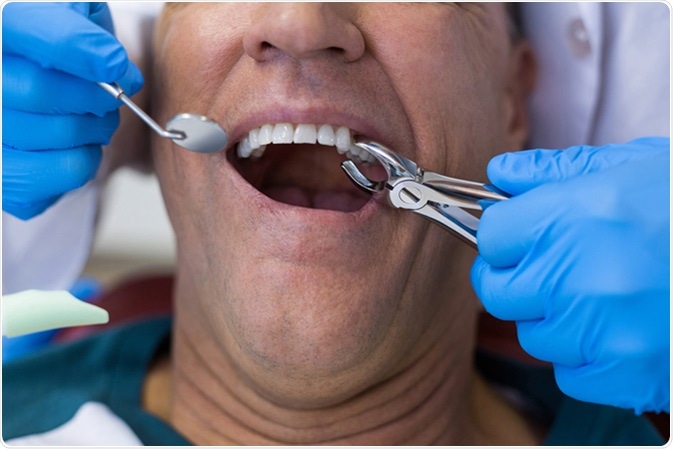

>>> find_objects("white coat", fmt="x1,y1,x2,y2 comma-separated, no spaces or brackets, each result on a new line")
521,2,670,148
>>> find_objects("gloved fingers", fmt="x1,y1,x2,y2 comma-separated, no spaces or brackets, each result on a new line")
3,109,120,151
479,149,670,269
487,137,670,195
480,220,671,364
550,289,671,414
77,2,115,33
554,362,670,414
3,55,143,117
2,144,102,204
470,256,546,321
482,242,599,367
477,183,563,268
2,2,128,82
69,277,103,301
554,363,622,409
2,196,63,221
105,55,145,95
515,319,586,367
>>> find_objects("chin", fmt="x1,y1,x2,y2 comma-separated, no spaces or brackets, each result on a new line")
225,260,401,365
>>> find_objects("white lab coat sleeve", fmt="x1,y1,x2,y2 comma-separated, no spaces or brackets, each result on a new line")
521,2,670,148
591,3,670,144
2,184,101,295
1,2,164,295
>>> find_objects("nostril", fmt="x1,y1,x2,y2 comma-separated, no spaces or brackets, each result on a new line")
243,4,365,63
254,42,345,62
257,41,276,56
251,41,282,62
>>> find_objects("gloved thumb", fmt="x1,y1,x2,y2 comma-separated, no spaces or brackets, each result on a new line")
487,137,669,195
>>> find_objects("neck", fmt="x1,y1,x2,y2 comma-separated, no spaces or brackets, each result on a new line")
170,321,470,445
143,318,540,445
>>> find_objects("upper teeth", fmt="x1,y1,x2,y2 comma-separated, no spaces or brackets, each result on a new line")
236,123,375,163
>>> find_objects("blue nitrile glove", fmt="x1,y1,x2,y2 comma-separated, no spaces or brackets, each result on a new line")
2,2,143,220
471,137,670,414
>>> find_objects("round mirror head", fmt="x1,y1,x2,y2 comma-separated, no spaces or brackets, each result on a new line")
165,113,228,153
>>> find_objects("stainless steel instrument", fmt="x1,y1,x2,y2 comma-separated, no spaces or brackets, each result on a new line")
341,140,509,248
98,82,228,154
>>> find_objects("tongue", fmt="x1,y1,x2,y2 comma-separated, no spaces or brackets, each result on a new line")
263,186,312,208
263,186,368,212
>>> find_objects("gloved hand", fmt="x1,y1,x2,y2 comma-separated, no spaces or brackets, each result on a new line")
471,137,670,414
2,2,143,220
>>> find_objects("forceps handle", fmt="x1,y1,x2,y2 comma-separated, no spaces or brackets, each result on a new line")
422,172,509,208
422,203,482,249
401,174,510,249
98,82,185,140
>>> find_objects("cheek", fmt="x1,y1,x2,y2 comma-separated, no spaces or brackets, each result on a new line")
153,7,250,260
151,138,217,264
365,12,508,179
154,6,248,121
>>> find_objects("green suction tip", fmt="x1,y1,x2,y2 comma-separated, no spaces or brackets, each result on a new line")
2,290,109,338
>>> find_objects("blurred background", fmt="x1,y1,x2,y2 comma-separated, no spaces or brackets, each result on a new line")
79,2,174,288
82,168,176,287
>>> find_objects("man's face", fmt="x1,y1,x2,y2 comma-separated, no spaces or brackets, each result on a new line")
152,3,530,406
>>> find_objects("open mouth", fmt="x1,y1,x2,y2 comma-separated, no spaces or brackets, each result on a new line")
229,123,385,212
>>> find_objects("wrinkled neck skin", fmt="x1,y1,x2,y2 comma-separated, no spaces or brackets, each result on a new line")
153,251,539,445
170,293,474,444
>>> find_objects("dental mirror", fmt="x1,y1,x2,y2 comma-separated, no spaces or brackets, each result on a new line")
98,82,228,154
164,113,229,153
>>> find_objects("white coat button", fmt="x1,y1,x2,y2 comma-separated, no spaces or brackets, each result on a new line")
567,18,591,58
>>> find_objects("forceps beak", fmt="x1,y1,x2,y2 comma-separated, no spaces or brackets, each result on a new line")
340,140,418,194
341,160,385,193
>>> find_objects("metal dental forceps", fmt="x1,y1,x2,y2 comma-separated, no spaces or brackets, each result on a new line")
341,140,509,248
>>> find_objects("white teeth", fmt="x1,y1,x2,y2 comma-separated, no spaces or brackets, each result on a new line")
335,126,351,154
272,123,294,144
317,124,336,146
293,124,317,144
358,146,371,162
258,124,273,146
237,135,253,158
251,145,267,159
248,128,260,150
236,123,372,165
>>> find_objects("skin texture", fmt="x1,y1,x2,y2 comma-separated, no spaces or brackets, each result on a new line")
146,2,536,445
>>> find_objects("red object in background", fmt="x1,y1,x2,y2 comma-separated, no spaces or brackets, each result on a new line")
54,273,174,343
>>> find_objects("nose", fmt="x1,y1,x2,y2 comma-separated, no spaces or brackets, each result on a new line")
243,3,365,62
